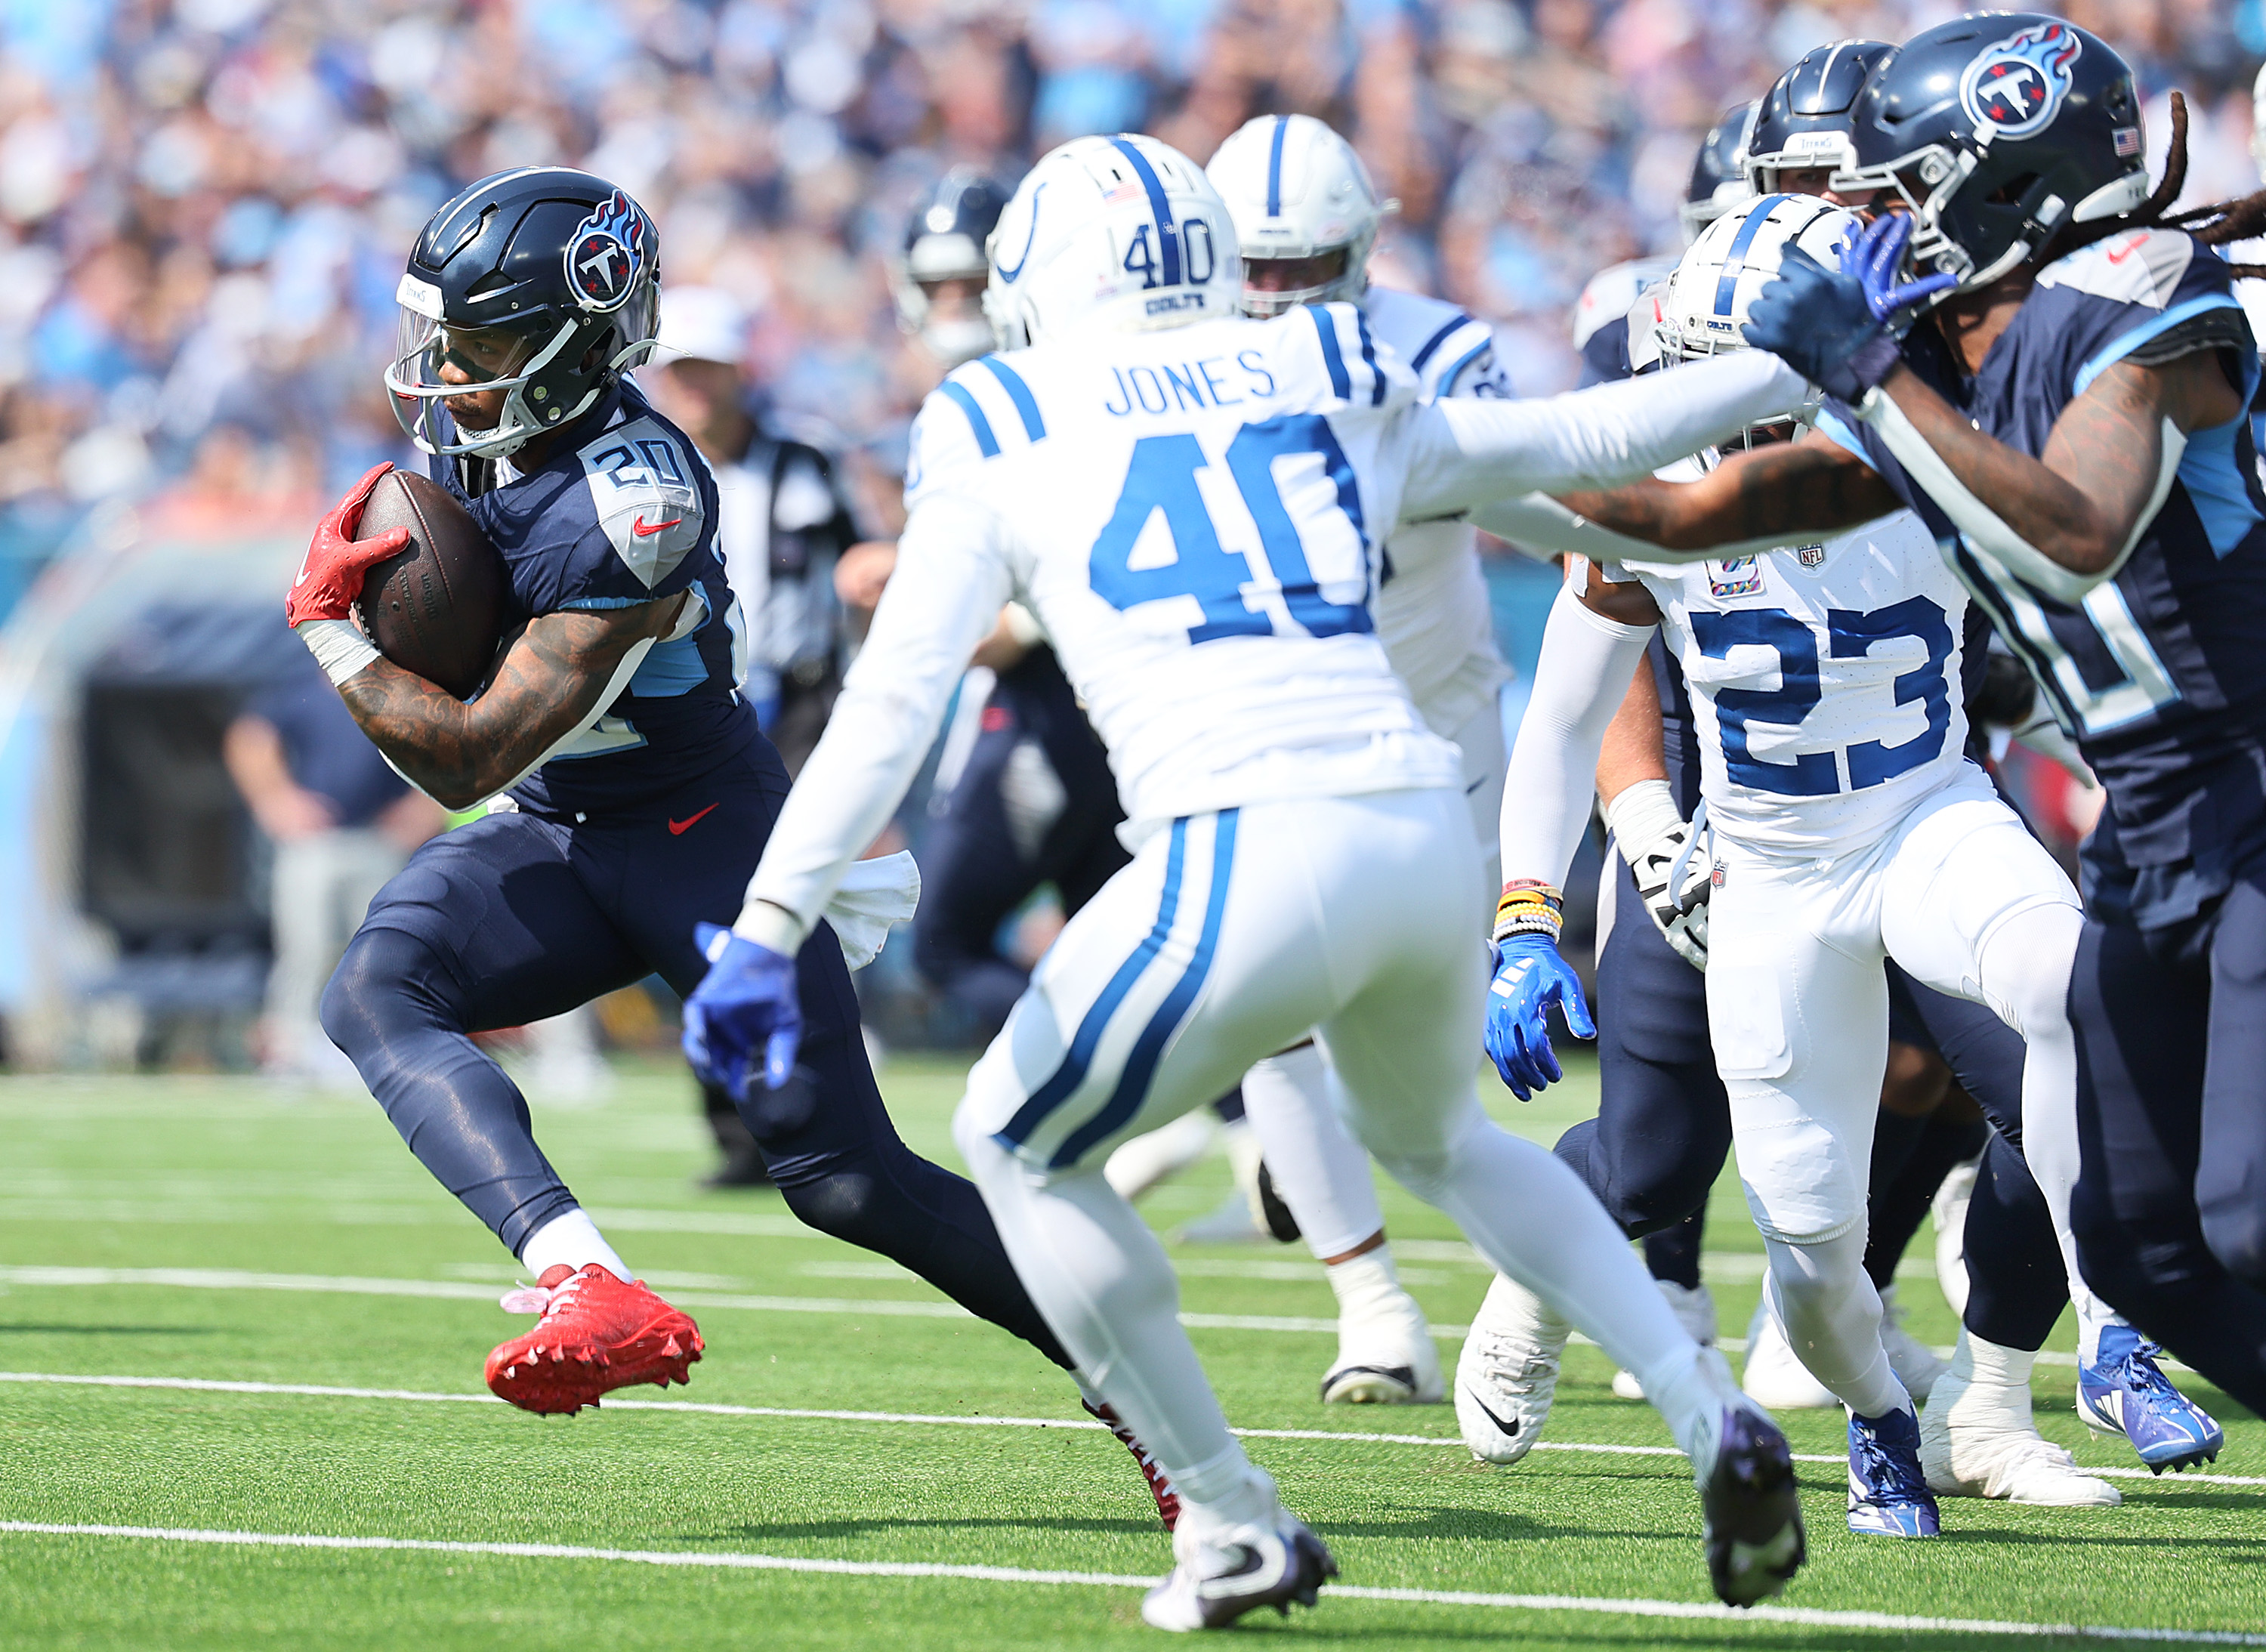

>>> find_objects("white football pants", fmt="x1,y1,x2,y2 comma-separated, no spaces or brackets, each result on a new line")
953,789,1712,1524
1236,696,1508,1260
1706,764,2092,1416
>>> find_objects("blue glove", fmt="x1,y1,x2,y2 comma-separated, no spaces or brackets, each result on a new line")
1483,934,1597,1101
683,921,801,1104
1742,214,1956,404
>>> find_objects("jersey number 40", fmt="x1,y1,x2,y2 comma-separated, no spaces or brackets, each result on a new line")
1090,412,1372,644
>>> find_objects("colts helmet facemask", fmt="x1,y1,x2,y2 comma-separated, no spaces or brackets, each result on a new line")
388,168,662,460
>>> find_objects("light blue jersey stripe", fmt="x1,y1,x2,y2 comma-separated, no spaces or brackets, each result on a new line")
938,381,1000,458
977,357,1047,442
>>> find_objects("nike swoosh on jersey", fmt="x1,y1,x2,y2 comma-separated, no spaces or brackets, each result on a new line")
632,514,684,537
668,803,720,835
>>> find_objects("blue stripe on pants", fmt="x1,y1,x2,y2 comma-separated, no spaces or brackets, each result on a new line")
1053,810,1240,1168
994,819,1190,1150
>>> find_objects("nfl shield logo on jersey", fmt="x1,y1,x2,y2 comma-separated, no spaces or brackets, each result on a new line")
1796,544,1828,570
1959,20,2082,140
563,190,650,313
1709,557,1764,597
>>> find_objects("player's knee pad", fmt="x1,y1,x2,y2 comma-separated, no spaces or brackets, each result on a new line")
775,1167,884,1242
1365,1096,1488,1206
1974,900,2082,1044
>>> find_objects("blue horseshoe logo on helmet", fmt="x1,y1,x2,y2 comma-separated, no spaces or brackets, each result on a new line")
993,183,1045,284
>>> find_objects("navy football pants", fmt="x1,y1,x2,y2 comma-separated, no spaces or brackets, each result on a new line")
320,737,1073,1372
2070,876,2266,1415
912,647,1131,1037
1563,851,2066,1351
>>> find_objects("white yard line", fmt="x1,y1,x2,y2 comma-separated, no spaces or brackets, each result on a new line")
0,1520,2258,1642
0,1262,2129,1372
4,1371,2257,1487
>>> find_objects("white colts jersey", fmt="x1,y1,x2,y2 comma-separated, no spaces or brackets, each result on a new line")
905,305,1463,829
1607,484,1971,855
1362,286,1512,739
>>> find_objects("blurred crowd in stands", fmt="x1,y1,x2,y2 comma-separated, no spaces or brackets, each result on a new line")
1,0,2262,624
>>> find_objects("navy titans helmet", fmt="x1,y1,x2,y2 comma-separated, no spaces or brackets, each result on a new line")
1746,39,1896,194
893,168,1014,368
387,168,662,459
1681,101,1760,245
1835,14,2149,299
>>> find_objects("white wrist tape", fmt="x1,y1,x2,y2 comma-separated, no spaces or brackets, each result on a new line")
733,897,808,956
297,619,379,687
1604,777,1685,868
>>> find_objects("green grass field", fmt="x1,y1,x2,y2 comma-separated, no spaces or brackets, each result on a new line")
1,1055,2260,1650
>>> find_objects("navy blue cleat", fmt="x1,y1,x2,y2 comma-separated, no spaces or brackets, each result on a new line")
1847,1407,1940,1537
1699,1403,1806,1606
2077,1325,2224,1473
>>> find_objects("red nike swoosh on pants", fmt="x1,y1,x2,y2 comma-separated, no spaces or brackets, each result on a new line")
668,803,721,835
633,515,683,537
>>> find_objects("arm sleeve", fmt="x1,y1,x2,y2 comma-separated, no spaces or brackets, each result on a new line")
1398,350,1811,521
1470,489,1895,567
736,493,1014,947
1497,585,1656,892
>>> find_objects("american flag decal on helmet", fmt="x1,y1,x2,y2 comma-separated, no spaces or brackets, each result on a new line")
563,190,650,313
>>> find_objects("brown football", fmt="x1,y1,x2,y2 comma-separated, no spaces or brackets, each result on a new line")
357,469,508,700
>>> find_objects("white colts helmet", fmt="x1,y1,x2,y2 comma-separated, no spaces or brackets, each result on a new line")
983,134,1242,350
1206,113,1392,317
1656,195,1857,443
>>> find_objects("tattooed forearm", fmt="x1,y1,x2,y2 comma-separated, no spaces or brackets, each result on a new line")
1879,352,2239,577
335,597,679,809
1557,439,1897,551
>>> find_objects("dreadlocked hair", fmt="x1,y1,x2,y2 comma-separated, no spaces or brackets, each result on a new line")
2064,93,2266,279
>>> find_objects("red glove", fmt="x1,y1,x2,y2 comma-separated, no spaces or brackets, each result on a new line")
287,463,412,628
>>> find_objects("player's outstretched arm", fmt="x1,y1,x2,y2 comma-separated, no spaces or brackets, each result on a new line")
1396,350,1811,524
1855,353,2237,600
1476,434,1903,564
1740,216,2244,600
1485,568,1659,1099
335,599,686,811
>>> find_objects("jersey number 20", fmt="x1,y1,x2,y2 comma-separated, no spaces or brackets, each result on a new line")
1090,413,1372,644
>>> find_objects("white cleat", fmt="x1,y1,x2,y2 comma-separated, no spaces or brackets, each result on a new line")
1141,1505,1336,1631
1321,1250,1442,1404
1613,1280,1717,1400
1741,1297,1838,1410
1922,1335,2120,1506
1879,1284,1946,1404
1455,1274,1567,1464
1932,1154,1979,1319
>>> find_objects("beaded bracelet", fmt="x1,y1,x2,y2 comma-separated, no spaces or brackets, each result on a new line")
1493,879,1564,945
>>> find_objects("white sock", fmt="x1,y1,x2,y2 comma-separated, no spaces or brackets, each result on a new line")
519,1209,631,1283
1369,1107,1694,1406
1325,1247,1403,1317
955,1116,1251,1499
1241,1042,1385,1260
1764,1231,1909,1419
1976,904,2116,1362
1967,1331,2037,1393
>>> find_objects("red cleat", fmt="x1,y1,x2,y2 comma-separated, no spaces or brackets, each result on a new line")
486,1264,703,1416
1084,1397,1181,1530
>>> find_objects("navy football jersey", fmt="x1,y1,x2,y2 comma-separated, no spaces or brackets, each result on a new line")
431,381,758,815
1819,230,2266,928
